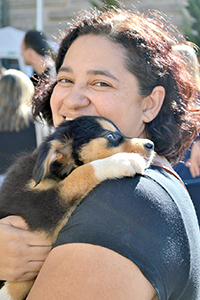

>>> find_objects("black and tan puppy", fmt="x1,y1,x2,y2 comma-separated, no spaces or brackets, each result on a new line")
0,115,155,300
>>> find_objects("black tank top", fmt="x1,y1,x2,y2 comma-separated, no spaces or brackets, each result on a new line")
54,166,200,300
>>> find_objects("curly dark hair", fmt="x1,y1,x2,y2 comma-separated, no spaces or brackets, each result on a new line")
32,8,200,164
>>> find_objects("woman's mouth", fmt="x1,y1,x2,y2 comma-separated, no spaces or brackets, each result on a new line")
65,117,74,121
64,115,84,121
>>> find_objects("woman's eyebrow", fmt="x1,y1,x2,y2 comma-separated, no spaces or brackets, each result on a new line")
87,69,119,81
58,66,72,73
58,66,119,82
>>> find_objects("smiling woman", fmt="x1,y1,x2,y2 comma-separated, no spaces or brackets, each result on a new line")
50,34,149,139
2,7,200,300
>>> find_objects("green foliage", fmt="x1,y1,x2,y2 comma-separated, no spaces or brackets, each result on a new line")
90,0,121,11
184,0,200,48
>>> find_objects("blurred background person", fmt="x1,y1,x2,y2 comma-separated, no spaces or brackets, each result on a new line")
173,43,200,225
21,29,54,145
21,30,55,87
0,69,36,186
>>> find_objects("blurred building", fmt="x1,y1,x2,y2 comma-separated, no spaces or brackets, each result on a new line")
0,0,189,41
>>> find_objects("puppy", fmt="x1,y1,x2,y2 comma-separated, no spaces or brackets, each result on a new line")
0,115,155,300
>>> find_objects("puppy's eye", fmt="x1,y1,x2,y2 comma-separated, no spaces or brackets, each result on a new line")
106,133,117,140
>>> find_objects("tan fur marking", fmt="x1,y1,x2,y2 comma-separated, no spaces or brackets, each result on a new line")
42,140,64,178
98,119,117,132
6,280,34,300
121,139,146,155
80,139,124,163
121,139,155,164
26,179,57,191
56,152,64,160
58,163,99,201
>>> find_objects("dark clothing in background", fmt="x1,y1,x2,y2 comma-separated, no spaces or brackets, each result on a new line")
0,122,36,174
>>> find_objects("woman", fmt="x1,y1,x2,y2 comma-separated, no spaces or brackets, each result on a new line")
0,69,36,185
1,8,200,299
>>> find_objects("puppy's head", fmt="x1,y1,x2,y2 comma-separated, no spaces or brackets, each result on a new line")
76,117,155,167
33,116,155,185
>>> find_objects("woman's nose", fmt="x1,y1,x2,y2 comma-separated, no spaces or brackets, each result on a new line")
63,86,90,109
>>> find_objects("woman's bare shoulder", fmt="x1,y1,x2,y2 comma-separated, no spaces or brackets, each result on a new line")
27,243,157,300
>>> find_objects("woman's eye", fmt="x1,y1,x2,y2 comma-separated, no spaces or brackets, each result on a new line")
57,78,73,84
94,81,110,87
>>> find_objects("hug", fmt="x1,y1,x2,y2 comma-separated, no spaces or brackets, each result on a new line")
0,7,200,300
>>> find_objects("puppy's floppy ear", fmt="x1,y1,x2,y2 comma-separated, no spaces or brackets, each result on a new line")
33,140,65,185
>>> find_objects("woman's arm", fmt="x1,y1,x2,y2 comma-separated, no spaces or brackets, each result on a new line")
27,243,157,300
0,216,51,282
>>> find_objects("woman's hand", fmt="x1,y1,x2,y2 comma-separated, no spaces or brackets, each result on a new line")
0,216,52,282
186,140,200,178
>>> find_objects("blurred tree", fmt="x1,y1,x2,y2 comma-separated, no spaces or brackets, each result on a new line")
90,0,120,10
184,0,200,50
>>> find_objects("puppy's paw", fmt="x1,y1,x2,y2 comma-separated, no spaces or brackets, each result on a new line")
0,284,13,300
91,152,146,182
0,281,34,300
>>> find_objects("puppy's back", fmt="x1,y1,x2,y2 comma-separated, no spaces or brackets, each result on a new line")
0,152,37,219
0,150,72,235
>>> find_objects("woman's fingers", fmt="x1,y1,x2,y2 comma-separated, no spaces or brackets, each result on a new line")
0,215,29,229
0,216,52,282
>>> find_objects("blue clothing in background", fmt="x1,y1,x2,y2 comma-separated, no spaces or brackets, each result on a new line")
174,146,200,225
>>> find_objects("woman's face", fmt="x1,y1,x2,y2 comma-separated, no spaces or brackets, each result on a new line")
50,35,148,138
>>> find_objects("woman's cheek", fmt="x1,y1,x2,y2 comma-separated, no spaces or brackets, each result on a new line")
50,92,61,114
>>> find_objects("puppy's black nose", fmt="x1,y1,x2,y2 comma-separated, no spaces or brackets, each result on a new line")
145,142,154,151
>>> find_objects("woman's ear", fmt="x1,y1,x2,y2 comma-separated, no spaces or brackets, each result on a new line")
142,86,165,123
